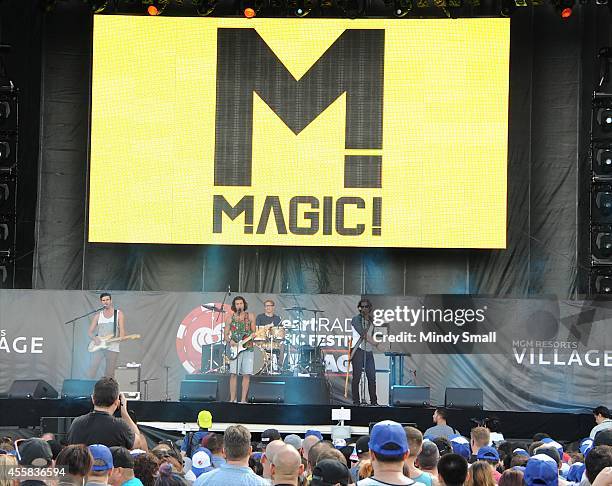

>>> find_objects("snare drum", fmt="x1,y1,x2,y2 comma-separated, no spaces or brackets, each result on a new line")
268,326,286,341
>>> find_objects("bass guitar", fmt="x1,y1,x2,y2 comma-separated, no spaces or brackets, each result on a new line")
225,324,273,361
88,334,141,352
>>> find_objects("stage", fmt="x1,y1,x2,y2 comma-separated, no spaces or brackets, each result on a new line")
0,398,595,443
183,373,330,405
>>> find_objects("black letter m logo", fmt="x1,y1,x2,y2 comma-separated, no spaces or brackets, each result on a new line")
214,28,384,189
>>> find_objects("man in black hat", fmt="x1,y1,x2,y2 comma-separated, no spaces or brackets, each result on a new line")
109,447,142,486
16,438,53,486
311,459,351,486
261,429,282,445
350,436,370,482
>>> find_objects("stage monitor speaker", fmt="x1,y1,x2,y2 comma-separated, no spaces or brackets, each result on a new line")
390,385,431,407
248,381,285,404
179,379,218,401
62,379,97,399
40,417,76,437
444,387,483,409
8,379,58,399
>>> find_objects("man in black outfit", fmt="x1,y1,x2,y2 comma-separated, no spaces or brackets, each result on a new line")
67,377,140,448
350,298,378,406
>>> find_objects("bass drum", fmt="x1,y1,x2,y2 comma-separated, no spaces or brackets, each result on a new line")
252,345,269,375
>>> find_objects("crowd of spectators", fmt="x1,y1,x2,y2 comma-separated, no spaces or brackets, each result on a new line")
0,379,611,486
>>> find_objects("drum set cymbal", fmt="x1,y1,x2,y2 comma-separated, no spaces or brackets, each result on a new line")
203,304,226,313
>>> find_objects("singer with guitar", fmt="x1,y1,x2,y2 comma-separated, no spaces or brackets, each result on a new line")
87,292,125,379
350,298,378,406
225,296,257,403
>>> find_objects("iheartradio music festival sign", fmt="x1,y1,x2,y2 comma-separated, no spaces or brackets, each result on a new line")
0,290,609,412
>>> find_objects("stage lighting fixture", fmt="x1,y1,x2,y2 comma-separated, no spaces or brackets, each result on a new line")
500,0,516,14
88,0,109,12
392,0,412,16
595,147,612,175
194,0,217,15
551,0,574,17
288,0,314,16
597,107,612,131
240,0,265,17
596,191,612,217
595,231,612,259
0,101,10,120
145,0,169,15
0,141,9,160
594,273,612,294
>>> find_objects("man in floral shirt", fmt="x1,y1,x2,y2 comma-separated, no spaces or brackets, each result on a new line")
225,296,257,403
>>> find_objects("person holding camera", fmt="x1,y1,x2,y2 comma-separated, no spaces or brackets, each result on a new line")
67,377,141,449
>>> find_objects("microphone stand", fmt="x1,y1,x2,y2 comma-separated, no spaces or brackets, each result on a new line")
64,306,105,379
131,377,159,401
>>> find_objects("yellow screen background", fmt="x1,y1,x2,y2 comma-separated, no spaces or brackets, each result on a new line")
89,16,509,248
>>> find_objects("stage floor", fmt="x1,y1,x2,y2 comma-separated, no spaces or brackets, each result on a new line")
0,398,594,442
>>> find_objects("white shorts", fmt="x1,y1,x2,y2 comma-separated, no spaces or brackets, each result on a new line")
229,350,254,375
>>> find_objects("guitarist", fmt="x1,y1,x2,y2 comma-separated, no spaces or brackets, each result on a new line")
225,296,256,403
87,292,125,379
350,298,378,406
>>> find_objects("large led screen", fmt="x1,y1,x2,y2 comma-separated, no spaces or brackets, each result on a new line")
89,17,510,247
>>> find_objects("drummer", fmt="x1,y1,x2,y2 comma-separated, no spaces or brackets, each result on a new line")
256,299,285,371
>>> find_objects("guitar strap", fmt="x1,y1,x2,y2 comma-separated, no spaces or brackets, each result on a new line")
113,309,118,337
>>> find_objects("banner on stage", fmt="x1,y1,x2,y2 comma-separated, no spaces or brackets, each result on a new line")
0,291,610,413
89,17,509,248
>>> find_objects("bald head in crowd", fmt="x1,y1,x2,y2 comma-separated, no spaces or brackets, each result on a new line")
272,445,304,486
302,435,321,461
263,440,286,479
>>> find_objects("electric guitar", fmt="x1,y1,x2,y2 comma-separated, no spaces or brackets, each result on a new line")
225,324,273,361
88,334,141,352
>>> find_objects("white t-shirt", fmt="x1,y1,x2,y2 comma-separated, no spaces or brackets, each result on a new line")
590,419,612,439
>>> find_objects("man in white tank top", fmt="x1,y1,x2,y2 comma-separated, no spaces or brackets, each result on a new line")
87,292,126,378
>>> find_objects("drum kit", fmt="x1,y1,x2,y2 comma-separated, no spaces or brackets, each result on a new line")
200,304,326,376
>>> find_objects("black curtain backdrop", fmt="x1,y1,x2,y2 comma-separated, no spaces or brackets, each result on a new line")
15,2,611,295
0,2,42,288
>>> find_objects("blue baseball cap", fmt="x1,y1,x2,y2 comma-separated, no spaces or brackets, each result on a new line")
191,447,213,477
305,429,324,441
524,454,559,486
566,463,585,483
477,446,500,461
369,420,409,457
541,438,563,457
449,435,470,460
579,438,593,457
513,448,530,457
89,444,113,472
